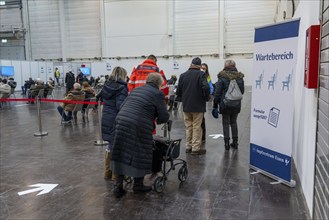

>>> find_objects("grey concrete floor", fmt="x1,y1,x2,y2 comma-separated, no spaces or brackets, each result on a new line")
0,87,309,220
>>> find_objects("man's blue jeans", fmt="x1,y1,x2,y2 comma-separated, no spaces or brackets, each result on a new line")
57,105,72,121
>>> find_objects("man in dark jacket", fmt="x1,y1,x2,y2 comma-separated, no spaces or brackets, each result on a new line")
21,77,34,95
65,70,75,94
213,60,245,150
176,57,210,155
111,72,169,198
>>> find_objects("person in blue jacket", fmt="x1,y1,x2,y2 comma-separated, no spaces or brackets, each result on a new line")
96,66,128,180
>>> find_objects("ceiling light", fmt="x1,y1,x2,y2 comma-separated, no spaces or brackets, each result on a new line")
2,39,8,43
0,1,5,6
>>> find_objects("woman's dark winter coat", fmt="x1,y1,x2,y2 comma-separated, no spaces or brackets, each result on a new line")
213,68,245,114
98,79,128,145
111,82,169,173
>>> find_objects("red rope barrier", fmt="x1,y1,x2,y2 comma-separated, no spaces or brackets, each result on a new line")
0,98,100,105
0,98,35,102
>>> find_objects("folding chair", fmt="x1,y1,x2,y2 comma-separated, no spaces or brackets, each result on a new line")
84,97,96,122
47,88,55,99
10,88,16,98
37,89,45,98
0,92,11,109
72,103,85,124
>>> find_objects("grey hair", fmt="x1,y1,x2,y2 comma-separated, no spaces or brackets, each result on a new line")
224,60,236,67
109,66,127,81
146,72,163,89
73,83,81,90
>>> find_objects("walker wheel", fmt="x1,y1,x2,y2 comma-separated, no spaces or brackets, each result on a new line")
178,166,188,182
154,176,166,193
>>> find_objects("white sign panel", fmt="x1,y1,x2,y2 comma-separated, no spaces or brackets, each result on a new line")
250,19,300,184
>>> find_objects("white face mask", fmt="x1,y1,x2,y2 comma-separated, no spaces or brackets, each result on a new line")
200,69,205,72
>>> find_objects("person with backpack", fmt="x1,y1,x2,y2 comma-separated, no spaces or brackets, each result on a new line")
212,60,244,150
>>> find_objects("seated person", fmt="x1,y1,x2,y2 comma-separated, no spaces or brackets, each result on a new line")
7,77,17,96
167,75,179,111
8,77,17,89
44,77,55,97
82,81,95,99
27,79,45,104
81,81,95,116
57,83,85,123
167,75,177,85
0,79,11,98
21,77,34,95
88,76,95,87
97,75,106,86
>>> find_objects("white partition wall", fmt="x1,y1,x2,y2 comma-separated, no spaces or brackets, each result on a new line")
38,62,47,82
91,62,109,78
21,61,31,80
46,62,54,82
11,61,23,90
292,0,321,216
101,57,253,85
30,61,38,80
1,57,254,88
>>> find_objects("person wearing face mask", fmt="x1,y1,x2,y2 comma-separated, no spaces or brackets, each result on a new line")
200,63,214,143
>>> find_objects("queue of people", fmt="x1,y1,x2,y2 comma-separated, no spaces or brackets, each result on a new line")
1,56,244,199
89,55,244,199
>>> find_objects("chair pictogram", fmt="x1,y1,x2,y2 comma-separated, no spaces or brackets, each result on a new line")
282,71,293,91
268,70,278,90
255,71,264,89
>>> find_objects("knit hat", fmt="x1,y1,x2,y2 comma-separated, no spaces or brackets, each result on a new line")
191,57,201,66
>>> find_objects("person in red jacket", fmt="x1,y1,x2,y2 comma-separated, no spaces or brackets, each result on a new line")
128,54,169,98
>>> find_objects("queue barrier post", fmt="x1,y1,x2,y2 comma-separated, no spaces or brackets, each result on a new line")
34,97,48,137
94,100,108,146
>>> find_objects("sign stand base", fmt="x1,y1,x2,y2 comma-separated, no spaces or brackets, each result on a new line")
250,165,296,187
94,140,108,146
34,132,48,137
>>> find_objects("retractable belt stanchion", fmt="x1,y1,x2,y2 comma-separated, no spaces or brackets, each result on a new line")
34,97,48,137
94,100,108,146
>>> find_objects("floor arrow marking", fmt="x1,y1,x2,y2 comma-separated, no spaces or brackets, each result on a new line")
209,134,224,139
18,183,58,196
